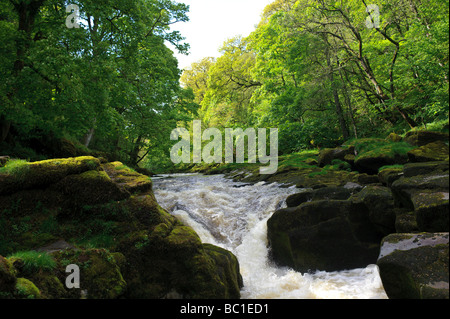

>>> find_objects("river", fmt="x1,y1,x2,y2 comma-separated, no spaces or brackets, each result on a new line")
152,173,388,299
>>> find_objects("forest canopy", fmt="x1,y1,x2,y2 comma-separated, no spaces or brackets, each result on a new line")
0,0,196,167
0,0,449,172
183,0,449,154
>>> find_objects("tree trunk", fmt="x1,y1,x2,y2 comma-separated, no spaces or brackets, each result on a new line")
129,135,143,166
12,0,45,75
83,127,95,148
338,65,358,139
0,115,11,143
83,118,97,148
325,44,350,141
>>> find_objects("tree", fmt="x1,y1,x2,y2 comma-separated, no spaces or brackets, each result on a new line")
201,36,260,128
0,0,196,167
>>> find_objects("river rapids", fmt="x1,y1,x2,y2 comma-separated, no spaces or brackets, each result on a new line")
153,173,388,299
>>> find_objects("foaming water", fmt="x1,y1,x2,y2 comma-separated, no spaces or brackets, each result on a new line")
153,174,388,299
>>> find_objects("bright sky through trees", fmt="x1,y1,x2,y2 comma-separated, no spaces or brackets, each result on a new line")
171,0,273,70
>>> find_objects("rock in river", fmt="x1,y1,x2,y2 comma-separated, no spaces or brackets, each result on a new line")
377,233,449,299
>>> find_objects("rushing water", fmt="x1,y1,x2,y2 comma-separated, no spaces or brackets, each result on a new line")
153,173,388,299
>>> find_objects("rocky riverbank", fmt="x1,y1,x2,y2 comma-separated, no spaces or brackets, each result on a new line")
216,130,449,299
0,157,242,299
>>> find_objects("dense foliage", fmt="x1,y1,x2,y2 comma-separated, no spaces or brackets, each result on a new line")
0,0,196,167
182,0,449,155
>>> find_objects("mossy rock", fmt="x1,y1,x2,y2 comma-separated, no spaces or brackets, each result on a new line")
119,223,243,299
26,273,67,299
102,162,153,194
407,141,449,162
377,233,449,299
125,194,176,230
203,244,243,299
15,277,41,299
318,147,349,167
1,155,244,299
0,255,17,297
354,145,411,174
403,161,449,178
404,131,449,147
386,133,403,142
378,167,404,186
0,156,100,195
286,191,315,208
52,248,127,299
410,191,449,232
53,169,129,207
395,210,419,233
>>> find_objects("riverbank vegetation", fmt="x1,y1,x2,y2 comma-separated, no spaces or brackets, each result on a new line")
0,0,448,173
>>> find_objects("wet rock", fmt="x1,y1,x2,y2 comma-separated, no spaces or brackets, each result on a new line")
377,233,449,299
403,161,449,178
267,200,383,272
286,190,314,207
286,186,359,208
394,210,419,233
378,167,404,187
391,173,449,232
349,186,397,235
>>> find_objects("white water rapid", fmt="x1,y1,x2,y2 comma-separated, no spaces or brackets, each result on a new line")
152,173,388,299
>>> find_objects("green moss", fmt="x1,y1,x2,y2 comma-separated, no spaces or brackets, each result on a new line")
0,159,30,177
53,248,126,299
379,164,404,172
8,251,56,275
407,141,449,162
30,273,66,299
102,162,153,194
15,278,41,299
0,156,101,195
166,225,202,248
203,244,243,299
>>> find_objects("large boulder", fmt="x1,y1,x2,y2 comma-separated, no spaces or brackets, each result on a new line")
0,156,101,195
403,161,449,178
349,186,397,236
347,138,413,174
391,172,449,232
354,146,410,174
0,157,243,299
377,233,449,299
286,186,359,208
267,200,383,272
403,131,449,147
